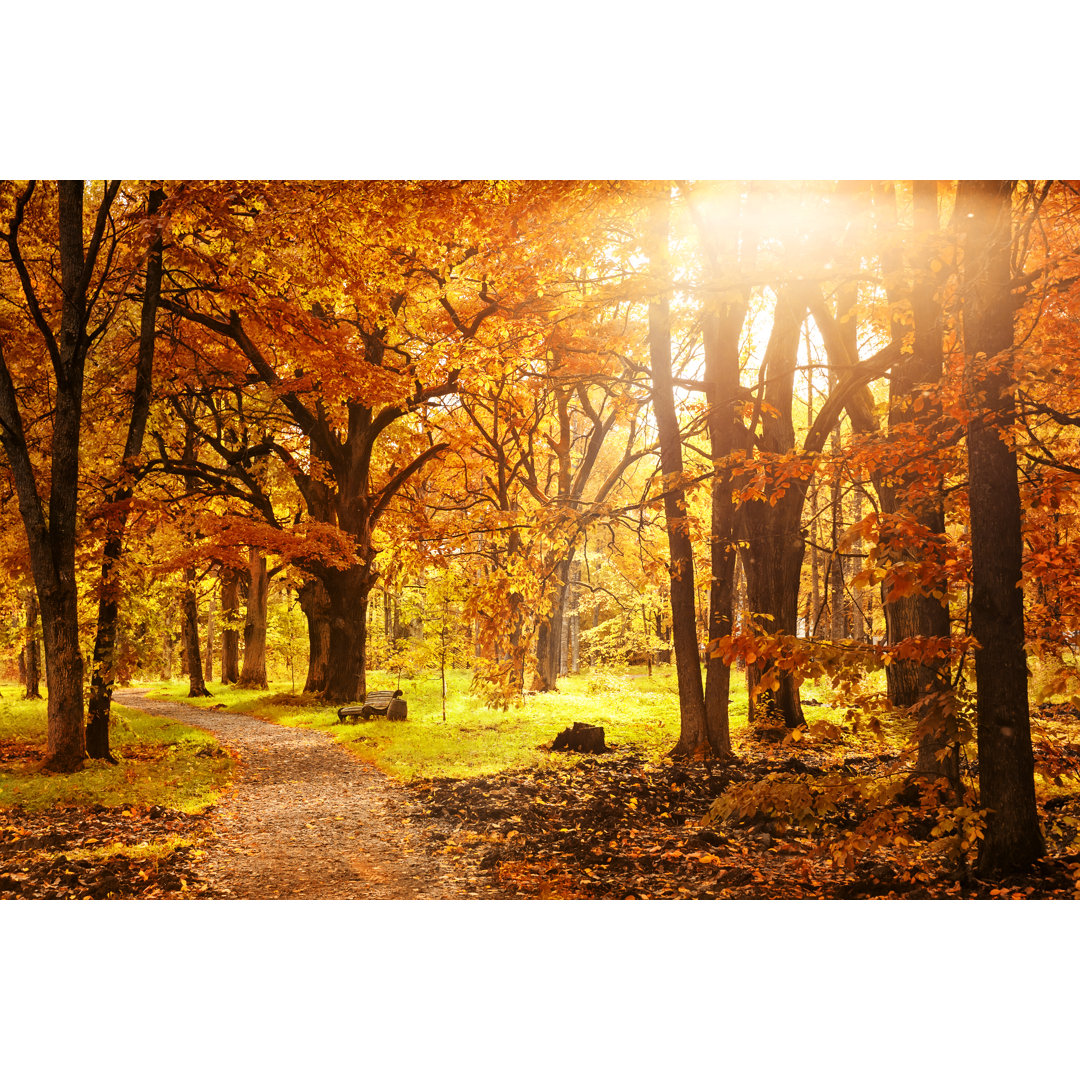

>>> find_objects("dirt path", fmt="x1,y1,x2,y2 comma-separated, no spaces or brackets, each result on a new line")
114,689,479,899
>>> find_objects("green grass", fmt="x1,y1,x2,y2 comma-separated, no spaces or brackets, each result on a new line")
144,665,842,782
0,686,233,813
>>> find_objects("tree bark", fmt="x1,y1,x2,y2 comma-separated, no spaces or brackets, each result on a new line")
535,554,573,692
0,181,119,770
204,588,216,683
958,179,1044,873
740,286,810,729
829,429,846,642
183,567,211,697
568,562,581,674
851,483,866,642
220,568,241,683
901,182,957,787
86,184,164,759
179,619,189,676
702,297,746,756
646,186,709,756
299,576,331,694
238,547,269,689
322,563,374,702
23,588,41,700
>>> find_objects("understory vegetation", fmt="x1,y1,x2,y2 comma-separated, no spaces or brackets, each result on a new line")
0,686,231,898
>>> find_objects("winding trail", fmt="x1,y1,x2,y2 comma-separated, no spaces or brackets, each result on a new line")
114,688,474,899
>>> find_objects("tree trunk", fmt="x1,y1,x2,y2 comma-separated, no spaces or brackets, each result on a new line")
299,576,331,694
220,568,241,683
86,528,126,757
740,286,809,729
851,483,866,641
38,586,86,768
829,430,846,642
742,493,808,729
852,183,958,791
702,287,748,757
179,618,189,676
162,630,175,679
958,179,1043,873
568,563,581,674
85,185,164,760
322,564,373,703
646,186,709,757
23,588,41,700
204,588,216,683
534,554,573,692
183,568,211,697
809,480,821,638
238,548,269,688
0,181,120,771
559,601,570,677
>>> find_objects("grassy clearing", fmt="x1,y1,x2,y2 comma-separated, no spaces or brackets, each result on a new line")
0,686,233,813
144,665,842,781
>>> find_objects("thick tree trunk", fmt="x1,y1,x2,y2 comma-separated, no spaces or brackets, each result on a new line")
299,576,331,694
646,188,709,756
903,183,957,787
959,179,1043,874
39,587,86,769
0,181,122,771
220,568,241,683
742,493,808,729
322,564,373,703
238,548,269,689
740,286,809,729
23,589,41,700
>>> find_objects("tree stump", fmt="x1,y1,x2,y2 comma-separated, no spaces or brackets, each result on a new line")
551,722,607,753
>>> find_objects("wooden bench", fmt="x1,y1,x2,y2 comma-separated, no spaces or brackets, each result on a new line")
336,690,407,722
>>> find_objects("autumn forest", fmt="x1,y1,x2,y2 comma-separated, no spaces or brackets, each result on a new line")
3,178,1080,901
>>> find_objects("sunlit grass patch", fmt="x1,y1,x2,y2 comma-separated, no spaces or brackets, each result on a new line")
143,666,851,781
61,835,203,863
0,686,233,813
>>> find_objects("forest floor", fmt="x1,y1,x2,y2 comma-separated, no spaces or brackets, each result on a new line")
407,740,1080,899
4,691,1079,900
0,690,496,900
